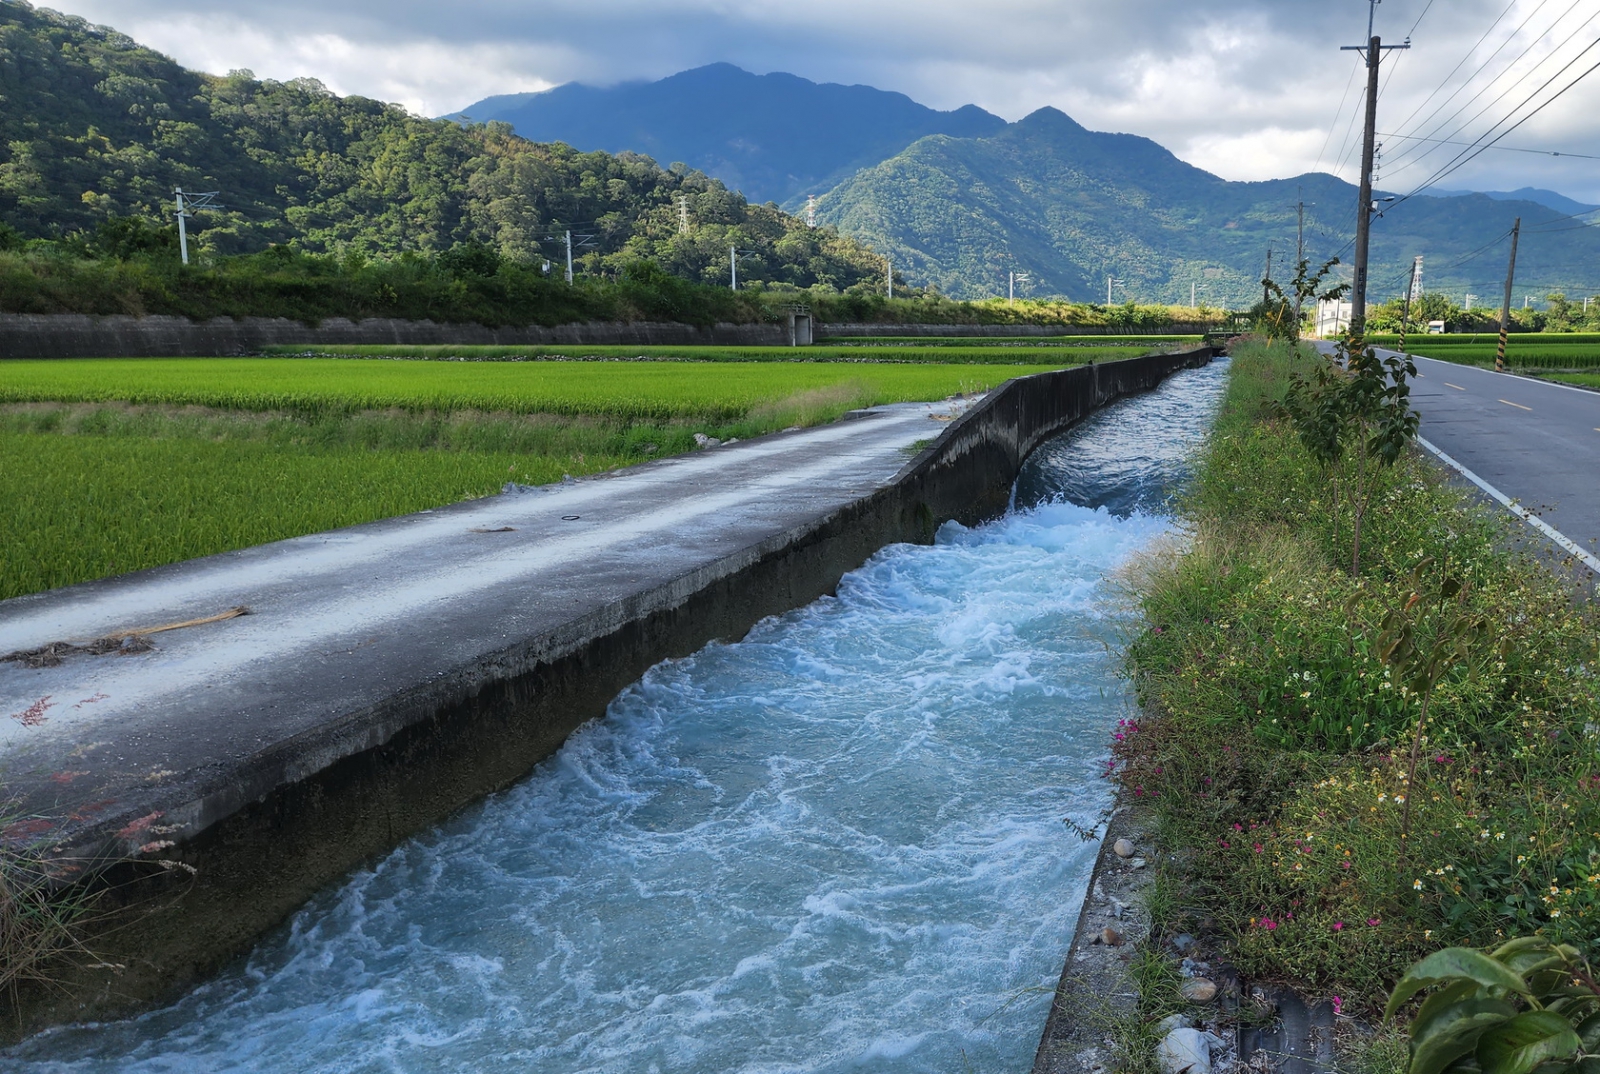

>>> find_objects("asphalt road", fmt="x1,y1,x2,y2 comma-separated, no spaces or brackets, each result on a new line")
1403,352,1600,568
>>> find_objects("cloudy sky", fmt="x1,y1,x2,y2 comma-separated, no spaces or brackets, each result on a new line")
37,0,1600,202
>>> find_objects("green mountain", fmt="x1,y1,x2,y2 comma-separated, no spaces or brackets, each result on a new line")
816,107,1600,305
0,1,886,292
450,64,1005,208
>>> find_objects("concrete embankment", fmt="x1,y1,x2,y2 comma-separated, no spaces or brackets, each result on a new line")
0,313,1213,358
0,347,1211,1036
820,322,1217,338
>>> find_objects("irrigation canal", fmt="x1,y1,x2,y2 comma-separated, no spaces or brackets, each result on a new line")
5,361,1227,1071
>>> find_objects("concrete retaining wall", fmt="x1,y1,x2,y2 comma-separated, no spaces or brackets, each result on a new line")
10,346,1213,1038
819,322,1217,338
0,314,1216,358
0,313,790,358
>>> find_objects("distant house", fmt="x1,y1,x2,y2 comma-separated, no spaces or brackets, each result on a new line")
1315,299,1352,339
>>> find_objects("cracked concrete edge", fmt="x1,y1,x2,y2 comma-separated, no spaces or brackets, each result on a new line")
1032,805,1156,1074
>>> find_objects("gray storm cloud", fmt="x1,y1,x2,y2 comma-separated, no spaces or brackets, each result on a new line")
30,0,1600,200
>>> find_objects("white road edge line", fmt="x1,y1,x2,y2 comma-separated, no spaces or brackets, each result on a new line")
1417,436,1600,575
1410,354,1600,398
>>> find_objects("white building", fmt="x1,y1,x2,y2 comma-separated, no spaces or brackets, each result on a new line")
1315,299,1353,339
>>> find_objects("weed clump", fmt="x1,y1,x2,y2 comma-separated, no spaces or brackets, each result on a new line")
1117,339,1600,1009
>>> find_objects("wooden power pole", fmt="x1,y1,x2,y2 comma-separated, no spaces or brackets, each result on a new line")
1343,12,1409,338
1496,219,1521,373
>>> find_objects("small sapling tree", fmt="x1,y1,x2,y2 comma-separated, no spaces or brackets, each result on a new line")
1252,257,1349,341
1282,329,1419,574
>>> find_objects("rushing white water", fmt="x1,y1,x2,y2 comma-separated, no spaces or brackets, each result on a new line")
11,361,1226,1073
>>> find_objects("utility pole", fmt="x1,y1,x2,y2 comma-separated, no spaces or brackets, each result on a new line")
1263,247,1273,304
887,257,893,299
1342,5,1410,337
1296,192,1306,268
1191,281,1197,307
1496,218,1520,372
731,245,738,291
1107,276,1119,305
565,230,574,284
1008,271,1031,305
176,190,189,266
1465,293,1477,311
1294,196,1312,329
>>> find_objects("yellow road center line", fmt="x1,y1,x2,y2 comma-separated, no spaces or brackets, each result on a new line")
1499,399,1532,411
1444,382,1466,391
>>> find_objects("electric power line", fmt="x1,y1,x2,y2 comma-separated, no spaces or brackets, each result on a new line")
1400,38,1600,200
1383,0,1521,138
1314,59,1365,175
1376,130,1600,160
1383,0,1596,179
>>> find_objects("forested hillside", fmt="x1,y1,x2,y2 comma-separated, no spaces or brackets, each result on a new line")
0,1,886,293
817,107,1600,305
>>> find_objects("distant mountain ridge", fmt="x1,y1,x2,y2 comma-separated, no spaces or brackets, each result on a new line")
450,64,1006,206
814,106,1600,303
1427,187,1598,216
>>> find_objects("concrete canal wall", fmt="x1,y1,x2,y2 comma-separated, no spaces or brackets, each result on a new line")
2,347,1212,1036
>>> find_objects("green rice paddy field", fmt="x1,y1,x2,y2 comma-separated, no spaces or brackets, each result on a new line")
1366,332,1600,372
264,339,1186,364
0,355,1074,599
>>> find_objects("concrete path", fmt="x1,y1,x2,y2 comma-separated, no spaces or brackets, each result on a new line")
1314,343,1600,572
0,400,963,831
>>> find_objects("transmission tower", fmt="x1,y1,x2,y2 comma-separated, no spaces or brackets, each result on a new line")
678,195,690,235
805,195,818,228
174,188,221,265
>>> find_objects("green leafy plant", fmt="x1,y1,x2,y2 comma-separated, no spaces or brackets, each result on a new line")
1252,258,1350,341
1376,560,1496,851
1280,332,1419,574
1384,937,1600,1074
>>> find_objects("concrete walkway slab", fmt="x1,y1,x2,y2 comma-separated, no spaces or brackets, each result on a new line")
1,401,960,824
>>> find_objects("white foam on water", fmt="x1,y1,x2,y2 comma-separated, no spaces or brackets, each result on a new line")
8,362,1227,1074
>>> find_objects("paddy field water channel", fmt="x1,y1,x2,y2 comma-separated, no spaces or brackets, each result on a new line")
10,361,1227,1073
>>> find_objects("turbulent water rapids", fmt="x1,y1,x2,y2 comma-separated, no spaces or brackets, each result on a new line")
11,360,1227,1073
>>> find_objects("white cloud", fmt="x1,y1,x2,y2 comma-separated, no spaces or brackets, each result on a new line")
33,0,1600,201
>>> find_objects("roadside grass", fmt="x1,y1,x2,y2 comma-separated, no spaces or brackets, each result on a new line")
1115,339,1600,1013
260,342,1160,364
0,358,1060,420
0,358,1061,600
1539,372,1600,389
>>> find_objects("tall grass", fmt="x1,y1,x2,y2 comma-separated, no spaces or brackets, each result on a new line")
1116,340,1600,1008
